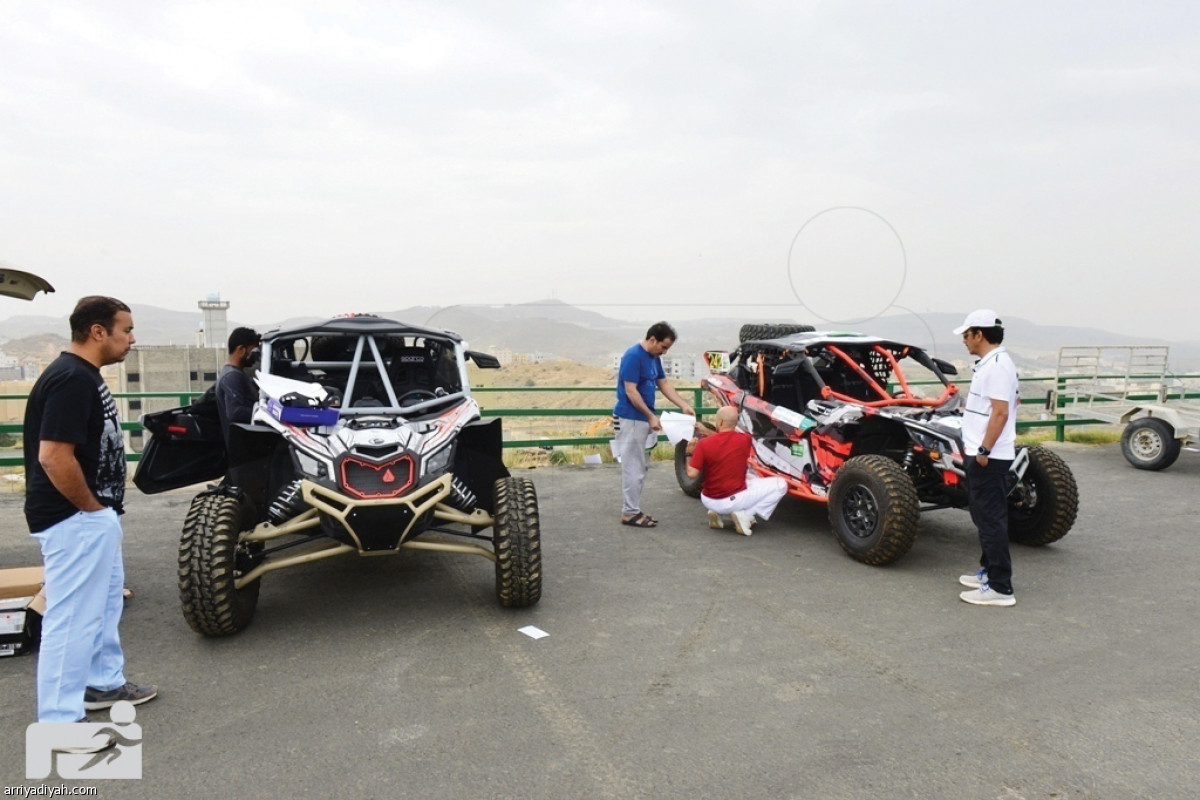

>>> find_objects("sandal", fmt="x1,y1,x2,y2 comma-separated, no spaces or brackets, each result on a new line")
621,512,658,528
122,587,134,600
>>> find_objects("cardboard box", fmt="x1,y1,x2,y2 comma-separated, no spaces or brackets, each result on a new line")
266,397,339,427
0,566,44,600
0,567,44,658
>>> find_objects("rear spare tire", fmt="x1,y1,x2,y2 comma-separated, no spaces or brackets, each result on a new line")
738,323,816,343
828,455,920,565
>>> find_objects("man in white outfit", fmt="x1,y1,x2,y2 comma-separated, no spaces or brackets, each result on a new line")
686,406,788,535
953,308,1020,607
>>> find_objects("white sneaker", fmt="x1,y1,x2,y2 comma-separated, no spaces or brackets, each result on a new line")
959,568,987,589
707,511,724,530
959,583,1015,607
731,510,754,536
56,724,116,755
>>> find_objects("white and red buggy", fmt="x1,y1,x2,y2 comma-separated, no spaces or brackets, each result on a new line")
135,315,541,635
676,324,1078,565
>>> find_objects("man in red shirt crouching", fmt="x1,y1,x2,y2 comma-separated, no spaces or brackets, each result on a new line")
686,406,787,535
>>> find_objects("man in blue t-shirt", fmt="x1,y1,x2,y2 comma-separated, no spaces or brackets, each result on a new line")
614,322,694,527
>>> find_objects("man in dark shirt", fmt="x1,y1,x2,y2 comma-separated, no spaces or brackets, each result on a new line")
686,406,788,536
24,296,157,725
215,326,260,444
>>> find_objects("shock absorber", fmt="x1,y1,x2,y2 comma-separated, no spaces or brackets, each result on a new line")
448,477,477,511
268,480,306,524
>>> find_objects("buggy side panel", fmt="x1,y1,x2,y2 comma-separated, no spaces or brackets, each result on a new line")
453,417,509,513
225,424,291,522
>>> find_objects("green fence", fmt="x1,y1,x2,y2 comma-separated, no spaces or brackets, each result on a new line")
2,376,1198,469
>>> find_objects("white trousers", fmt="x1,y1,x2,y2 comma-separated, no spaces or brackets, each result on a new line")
702,476,789,521
32,508,127,722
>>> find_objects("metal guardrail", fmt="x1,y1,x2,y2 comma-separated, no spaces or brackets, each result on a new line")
2,377,1199,468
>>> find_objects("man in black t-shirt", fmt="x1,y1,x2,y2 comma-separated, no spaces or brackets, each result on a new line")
24,296,157,725
215,326,260,445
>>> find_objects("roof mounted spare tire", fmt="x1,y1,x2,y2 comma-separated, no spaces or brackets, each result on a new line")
738,323,815,343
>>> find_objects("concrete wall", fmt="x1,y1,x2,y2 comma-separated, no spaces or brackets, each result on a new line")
118,345,225,451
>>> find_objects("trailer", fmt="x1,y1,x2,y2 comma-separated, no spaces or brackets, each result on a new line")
1052,346,1200,470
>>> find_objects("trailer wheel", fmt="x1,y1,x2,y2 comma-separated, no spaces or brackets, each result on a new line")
1120,417,1182,471
1008,446,1079,546
828,455,919,565
674,441,703,498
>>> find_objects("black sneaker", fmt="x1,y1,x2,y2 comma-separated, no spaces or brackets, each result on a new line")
83,681,159,710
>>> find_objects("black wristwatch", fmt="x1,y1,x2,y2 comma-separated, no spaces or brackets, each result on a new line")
977,445,990,457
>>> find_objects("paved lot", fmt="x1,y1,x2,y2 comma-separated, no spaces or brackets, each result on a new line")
1,442,1198,799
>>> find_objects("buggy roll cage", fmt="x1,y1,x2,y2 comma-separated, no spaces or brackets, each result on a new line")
734,336,959,410
259,316,497,418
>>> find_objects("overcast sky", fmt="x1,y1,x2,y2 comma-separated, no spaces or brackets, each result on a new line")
2,1,1197,340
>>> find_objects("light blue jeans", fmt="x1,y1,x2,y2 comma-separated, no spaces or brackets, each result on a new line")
32,508,126,722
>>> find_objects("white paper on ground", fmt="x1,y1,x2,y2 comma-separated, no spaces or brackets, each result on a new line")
583,454,602,466
518,625,549,640
660,412,697,445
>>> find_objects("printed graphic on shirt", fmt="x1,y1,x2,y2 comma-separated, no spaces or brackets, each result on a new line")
95,383,126,510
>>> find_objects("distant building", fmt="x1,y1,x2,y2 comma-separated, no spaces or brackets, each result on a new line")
197,293,230,348
509,351,556,365
610,352,704,381
0,352,21,382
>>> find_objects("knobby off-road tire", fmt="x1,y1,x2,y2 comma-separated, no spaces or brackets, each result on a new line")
738,323,816,343
674,441,703,498
1120,417,1182,471
1008,446,1079,546
493,477,542,608
828,455,920,565
179,492,261,636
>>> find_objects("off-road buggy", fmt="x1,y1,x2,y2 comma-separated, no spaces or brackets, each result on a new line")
134,315,541,635
676,323,1078,565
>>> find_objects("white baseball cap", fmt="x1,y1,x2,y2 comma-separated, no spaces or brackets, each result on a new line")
953,309,1002,335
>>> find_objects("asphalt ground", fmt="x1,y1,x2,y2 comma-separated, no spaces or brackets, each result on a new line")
1,442,1198,800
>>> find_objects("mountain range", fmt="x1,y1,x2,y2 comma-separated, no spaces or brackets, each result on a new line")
2,300,1198,371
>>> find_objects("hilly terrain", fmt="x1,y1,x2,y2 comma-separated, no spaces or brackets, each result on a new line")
3,300,1199,371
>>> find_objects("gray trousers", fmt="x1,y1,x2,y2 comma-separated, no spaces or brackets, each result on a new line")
614,417,652,516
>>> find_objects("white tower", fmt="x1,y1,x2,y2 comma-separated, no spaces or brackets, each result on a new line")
198,293,230,348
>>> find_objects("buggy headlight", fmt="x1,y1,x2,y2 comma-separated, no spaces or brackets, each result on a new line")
422,444,454,477
295,449,333,480
909,430,941,450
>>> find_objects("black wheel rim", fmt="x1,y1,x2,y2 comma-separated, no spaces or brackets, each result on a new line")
1008,479,1040,524
842,485,879,539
